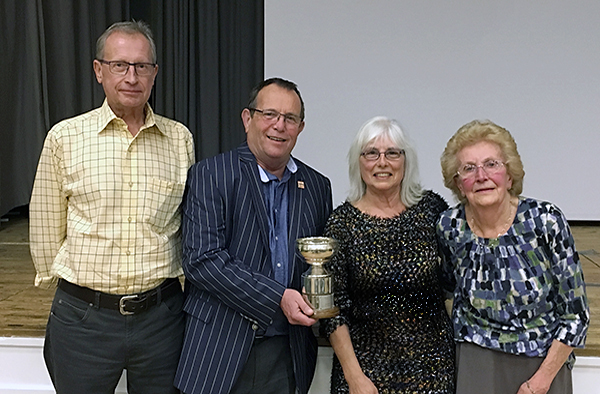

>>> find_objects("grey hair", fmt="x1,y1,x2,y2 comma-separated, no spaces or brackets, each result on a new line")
347,116,423,206
96,20,156,63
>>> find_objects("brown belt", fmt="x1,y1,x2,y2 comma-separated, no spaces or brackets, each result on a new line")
57,278,181,315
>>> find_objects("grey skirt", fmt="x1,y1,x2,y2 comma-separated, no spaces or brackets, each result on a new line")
456,342,572,394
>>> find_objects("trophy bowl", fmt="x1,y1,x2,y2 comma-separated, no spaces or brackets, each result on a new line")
297,236,339,319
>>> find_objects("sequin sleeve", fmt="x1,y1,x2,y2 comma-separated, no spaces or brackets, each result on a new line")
321,205,352,337
437,224,457,297
436,202,461,289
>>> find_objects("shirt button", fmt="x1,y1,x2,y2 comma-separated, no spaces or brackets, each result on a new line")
126,250,131,256
127,217,132,222
129,182,133,188
277,263,282,268
252,324,259,331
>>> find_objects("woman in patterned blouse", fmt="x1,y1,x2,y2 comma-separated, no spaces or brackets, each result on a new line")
437,119,589,394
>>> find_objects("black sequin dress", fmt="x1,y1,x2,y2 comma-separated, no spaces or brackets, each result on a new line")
321,191,455,394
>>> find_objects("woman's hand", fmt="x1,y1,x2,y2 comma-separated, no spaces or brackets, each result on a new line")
347,372,379,394
329,325,378,394
516,340,574,394
516,376,550,394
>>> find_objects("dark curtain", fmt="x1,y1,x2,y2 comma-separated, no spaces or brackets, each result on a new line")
0,0,128,218
0,0,264,217
141,1,263,160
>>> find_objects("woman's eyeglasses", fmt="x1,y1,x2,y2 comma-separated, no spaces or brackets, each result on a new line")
456,160,505,179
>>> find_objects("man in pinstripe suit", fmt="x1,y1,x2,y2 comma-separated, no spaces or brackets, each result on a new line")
175,78,333,394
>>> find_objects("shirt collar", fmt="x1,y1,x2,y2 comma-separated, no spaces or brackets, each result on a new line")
97,99,164,135
258,157,298,183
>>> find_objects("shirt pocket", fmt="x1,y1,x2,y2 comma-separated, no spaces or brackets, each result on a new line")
143,178,185,233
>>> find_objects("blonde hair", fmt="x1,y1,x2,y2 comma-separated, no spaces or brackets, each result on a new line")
440,119,525,204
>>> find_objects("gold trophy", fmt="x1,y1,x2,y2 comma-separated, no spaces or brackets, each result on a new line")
296,236,339,319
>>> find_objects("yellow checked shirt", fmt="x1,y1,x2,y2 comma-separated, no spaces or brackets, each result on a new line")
30,100,195,294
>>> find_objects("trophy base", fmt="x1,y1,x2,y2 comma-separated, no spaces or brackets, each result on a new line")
311,306,340,319
303,291,338,319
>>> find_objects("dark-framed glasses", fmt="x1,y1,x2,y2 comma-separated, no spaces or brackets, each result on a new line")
248,108,302,128
360,149,405,161
97,59,157,76
456,160,505,179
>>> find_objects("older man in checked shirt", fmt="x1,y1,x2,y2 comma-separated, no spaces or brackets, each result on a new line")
29,21,194,394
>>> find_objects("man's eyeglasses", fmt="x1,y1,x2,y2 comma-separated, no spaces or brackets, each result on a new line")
456,160,505,179
248,108,303,128
97,59,157,76
360,149,405,161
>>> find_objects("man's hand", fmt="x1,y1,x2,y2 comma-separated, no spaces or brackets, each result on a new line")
280,289,318,326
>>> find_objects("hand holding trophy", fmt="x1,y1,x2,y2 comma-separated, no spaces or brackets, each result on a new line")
296,237,339,319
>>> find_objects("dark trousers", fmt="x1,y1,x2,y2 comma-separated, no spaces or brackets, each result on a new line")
44,285,185,394
229,335,296,394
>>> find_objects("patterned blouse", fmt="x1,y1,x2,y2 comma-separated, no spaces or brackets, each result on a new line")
436,196,589,358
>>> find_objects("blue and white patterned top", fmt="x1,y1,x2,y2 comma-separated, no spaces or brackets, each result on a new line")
436,197,589,357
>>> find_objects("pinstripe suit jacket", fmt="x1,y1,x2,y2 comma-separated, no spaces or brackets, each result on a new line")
175,142,333,394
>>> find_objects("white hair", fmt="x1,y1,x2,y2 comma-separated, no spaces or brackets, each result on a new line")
347,116,423,206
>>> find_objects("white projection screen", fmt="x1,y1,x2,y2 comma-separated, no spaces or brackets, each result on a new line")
265,1,600,220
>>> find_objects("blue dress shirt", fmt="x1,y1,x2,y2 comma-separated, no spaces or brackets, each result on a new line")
258,159,298,336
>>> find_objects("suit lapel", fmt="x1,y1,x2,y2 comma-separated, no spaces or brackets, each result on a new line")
237,144,272,274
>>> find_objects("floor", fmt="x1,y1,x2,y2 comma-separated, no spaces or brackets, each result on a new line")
1,209,599,357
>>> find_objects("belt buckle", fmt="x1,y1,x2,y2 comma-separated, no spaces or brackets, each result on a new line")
119,295,139,315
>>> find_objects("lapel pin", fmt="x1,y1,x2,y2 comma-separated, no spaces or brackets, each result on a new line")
297,181,305,189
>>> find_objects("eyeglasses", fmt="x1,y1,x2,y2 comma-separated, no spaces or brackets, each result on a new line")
97,59,157,76
360,149,405,161
248,108,303,128
456,160,505,179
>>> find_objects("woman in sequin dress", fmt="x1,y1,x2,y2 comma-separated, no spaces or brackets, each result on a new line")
321,116,455,394
437,120,589,394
